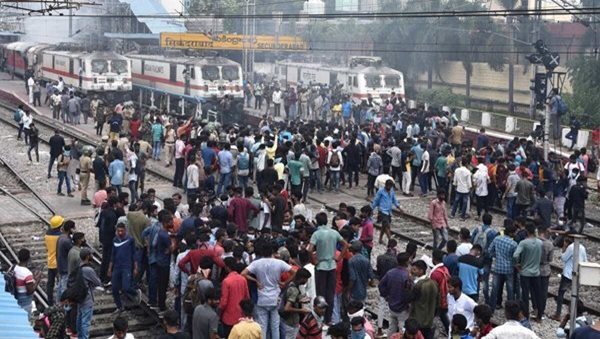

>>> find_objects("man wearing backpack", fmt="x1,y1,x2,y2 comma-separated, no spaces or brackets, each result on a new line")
237,145,251,190
108,111,123,141
470,213,498,306
12,249,42,316
327,141,344,193
548,88,566,140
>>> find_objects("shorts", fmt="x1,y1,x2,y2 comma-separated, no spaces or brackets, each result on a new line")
377,213,392,226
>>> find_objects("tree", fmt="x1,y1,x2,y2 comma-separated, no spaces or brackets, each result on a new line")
564,56,600,128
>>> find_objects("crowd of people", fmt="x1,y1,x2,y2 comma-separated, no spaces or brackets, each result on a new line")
7,85,600,339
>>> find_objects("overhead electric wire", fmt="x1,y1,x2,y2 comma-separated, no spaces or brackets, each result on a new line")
2,6,600,18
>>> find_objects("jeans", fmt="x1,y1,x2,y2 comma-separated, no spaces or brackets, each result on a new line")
47,268,57,305
437,176,447,193
346,167,359,188
113,184,122,195
56,274,69,302
329,171,340,192
283,323,298,339
27,143,39,162
147,263,158,305
555,275,571,316
506,196,516,219
217,172,232,195
315,269,336,323
490,272,514,310
152,140,161,160
367,174,377,196
332,293,342,324
77,305,93,339
174,158,185,187
451,192,469,218
310,169,322,192
17,123,24,140
100,241,113,283
48,155,58,177
238,175,249,191
418,171,429,195
476,194,488,216
112,268,137,309
128,180,138,205
432,228,448,249
481,266,491,305
255,305,280,339
520,275,542,319
388,309,410,337
16,293,33,316
254,95,262,110
57,171,72,194
538,275,550,317
289,102,297,120
157,264,169,310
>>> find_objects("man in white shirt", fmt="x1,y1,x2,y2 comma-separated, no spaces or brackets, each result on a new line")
473,162,490,219
482,300,539,339
27,76,34,103
551,235,587,320
186,156,200,201
451,157,472,220
22,109,33,145
419,141,431,196
272,88,282,117
447,276,477,335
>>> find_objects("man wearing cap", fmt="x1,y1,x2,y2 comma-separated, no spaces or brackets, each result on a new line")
45,215,64,305
298,296,328,339
80,148,93,205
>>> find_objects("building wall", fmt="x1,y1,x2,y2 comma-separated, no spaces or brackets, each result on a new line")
413,61,572,109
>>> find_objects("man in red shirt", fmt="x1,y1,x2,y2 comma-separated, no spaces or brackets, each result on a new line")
227,187,259,233
178,232,224,274
429,249,450,335
220,257,250,337
359,206,375,259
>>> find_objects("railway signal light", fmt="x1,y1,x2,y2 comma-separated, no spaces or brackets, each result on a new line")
530,73,548,109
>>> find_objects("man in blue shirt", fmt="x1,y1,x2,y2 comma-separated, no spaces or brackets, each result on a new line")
410,142,423,192
342,98,352,125
150,210,173,311
378,252,413,337
470,213,498,305
217,143,234,195
151,120,164,160
488,223,517,311
348,241,374,302
108,223,140,312
457,245,484,302
108,154,125,194
141,218,161,307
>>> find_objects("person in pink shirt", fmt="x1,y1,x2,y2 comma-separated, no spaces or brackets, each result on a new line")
359,205,375,259
428,190,449,250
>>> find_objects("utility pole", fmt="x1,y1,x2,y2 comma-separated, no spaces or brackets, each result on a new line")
69,7,73,37
569,234,586,338
250,0,255,83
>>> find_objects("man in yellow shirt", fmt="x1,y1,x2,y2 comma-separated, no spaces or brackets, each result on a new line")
44,215,64,305
229,299,261,339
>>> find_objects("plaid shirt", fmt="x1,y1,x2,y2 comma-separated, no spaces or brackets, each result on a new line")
488,235,518,274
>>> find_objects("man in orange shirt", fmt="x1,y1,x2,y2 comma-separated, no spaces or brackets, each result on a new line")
220,257,250,338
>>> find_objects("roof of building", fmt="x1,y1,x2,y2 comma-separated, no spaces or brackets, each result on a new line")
120,0,186,34
0,274,38,338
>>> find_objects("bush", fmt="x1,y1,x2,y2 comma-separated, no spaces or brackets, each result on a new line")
415,87,465,108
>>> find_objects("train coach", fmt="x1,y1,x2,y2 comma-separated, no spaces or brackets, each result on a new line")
128,53,244,119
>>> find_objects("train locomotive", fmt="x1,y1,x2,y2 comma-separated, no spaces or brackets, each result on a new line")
128,53,244,120
0,42,132,104
269,56,405,104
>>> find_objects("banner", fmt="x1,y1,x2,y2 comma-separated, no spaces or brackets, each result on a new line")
160,33,308,51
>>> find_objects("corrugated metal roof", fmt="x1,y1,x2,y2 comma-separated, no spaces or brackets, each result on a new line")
120,0,186,34
0,274,39,339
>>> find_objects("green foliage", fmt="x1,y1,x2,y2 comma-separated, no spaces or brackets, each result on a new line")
564,56,600,128
415,87,465,107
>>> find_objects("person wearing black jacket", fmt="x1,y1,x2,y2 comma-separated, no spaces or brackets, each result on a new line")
97,196,118,285
568,176,588,233
27,123,40,163
48,130,65,178
343,137,361,189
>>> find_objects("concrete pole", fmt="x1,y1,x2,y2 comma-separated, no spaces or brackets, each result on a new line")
543,71,551,162
569,234,586,338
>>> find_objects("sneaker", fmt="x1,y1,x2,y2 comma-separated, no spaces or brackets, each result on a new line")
112,308,123,315
57,192,65,196
67,193,74,198
103,281,112,288
134,289,142,304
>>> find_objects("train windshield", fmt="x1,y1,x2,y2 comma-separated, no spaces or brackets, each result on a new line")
384,76,400,88
365,74,382,88
91,60,109,74
201,66,220,81
221,66,240,81
111,60,128,74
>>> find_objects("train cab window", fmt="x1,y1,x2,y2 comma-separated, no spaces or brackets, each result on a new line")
384,75,400,88
69,59,74,74
170,64,177,82
91,60,108,74
222,66,239,81
353,76,357,87
347,76,352,86
111,60,128,74
365,74,381,88
190,67,196,80
202,66,220,81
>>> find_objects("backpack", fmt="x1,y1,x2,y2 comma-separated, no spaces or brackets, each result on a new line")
330,151,340,167
557,96,568,115
63,265,89,303
473,227,494,252
13,109,21,123
4,265,17,299
110,118,121,132
588,157,598,174
238,152,250,171
183,278,201,314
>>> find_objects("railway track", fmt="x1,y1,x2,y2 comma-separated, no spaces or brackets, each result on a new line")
0,156,163,337
309,189,600,319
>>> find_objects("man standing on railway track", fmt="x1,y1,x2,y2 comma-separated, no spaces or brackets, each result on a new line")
15,248,42,316
512,222,543,322
408,259,439,339
108,223,141,313
48,130,65,179
56,220,75,304
79,148,92,205
45,215,64,305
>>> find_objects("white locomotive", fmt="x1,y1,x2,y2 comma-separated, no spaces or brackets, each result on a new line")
128,53,244,118
268,56,405,104
0,42,132,102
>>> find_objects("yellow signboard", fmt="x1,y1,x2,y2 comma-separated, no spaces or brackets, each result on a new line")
160,32,308,51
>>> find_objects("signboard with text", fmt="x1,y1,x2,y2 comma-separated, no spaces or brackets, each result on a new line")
160,33,309,52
